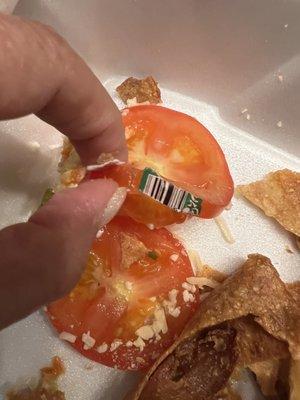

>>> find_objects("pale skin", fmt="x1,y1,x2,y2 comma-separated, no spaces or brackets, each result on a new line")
0,13,127,330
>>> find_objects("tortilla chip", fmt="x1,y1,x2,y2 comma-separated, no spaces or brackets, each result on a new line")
116,76,162,105
249,359,281,397
237,169,300,236
198,264,227,283
290,359,300,400
231,317,288,367
127,254,300,400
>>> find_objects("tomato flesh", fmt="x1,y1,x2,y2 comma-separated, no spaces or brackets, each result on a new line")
48,217,199,370
88,105,233,227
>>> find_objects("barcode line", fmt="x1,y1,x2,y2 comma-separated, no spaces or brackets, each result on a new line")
143,173,188,212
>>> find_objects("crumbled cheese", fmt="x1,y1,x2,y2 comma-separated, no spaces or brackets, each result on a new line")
126,341,133,347
133,336,145,351
136,325,155,340
168,289,178,303
170,254,179,262
169,307,181,318
149,296,157,302
277,120,283,128
186,276,219,289
82,331,96,350
97,343,108,353
153,309,168,334
241,108,248,114
126,97,138,107
110,339,123,351
147,223,155,230
183,290,195,303
59,331,77,343
182,282,196,293
96,228,104,239
125,281,133,291
163,289,180,318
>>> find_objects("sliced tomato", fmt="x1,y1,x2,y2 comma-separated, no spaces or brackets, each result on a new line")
88,163,186,227
88,105,233,227
47,216,199,371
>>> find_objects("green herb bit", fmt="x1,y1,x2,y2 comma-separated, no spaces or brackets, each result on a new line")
40,188,55,207
147,250,158,260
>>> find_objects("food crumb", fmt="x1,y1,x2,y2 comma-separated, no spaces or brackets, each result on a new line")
116,76,162,105
277,73,284,82
241,108,248,114
277,120,283,128
246,113,251,120
284,23,289,28
285,244,294,254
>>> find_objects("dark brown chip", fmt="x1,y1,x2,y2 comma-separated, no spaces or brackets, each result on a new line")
126,254,300,400
139,326,237,400
116,76,162,105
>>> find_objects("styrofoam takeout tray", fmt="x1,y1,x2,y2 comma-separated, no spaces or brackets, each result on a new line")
0,1,299,399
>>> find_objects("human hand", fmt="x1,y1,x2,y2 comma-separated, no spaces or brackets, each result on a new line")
0,13,127,329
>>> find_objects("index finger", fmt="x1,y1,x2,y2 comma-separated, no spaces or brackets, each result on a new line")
0,13,127,164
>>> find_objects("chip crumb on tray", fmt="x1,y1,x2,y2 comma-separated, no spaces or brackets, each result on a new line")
7,357,65,400
116,76,162,105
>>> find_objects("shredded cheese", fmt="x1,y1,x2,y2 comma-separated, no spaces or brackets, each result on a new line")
110,339,123,352
59,331,77,343
214,215,235,244
135,325,155,341
186,276,219,289
82,331,96,350
97,343,108,353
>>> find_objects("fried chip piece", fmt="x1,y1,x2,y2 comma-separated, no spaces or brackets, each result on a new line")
116,76,162,105
290,359,300,400
7,357,65,400
237,169,300,236
231,317,288,367
127,254,300,400
138,326,237,400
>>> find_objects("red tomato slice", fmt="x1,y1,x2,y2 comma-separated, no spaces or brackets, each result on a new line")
47,217,199,371
88,105,233,227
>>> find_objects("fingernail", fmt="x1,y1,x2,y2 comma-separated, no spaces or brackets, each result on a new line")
100,187,127,226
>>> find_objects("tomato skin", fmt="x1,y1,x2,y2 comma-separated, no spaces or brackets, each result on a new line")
88,105,233,227
48,217,199,371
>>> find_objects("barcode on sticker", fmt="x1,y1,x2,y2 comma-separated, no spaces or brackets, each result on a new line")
139,168,202,215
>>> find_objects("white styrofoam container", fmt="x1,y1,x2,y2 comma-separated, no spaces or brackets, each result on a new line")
0,1,299,399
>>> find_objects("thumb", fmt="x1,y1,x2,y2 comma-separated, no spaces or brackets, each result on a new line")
0,180,126,330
